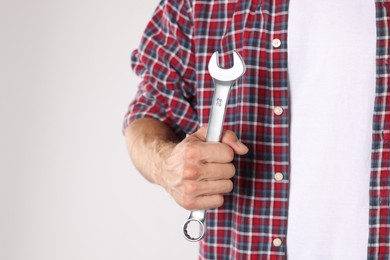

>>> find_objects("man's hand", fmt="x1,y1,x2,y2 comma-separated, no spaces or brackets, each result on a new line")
159,127,248,211
125,118,248,211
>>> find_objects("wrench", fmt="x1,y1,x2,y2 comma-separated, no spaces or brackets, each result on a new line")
183,50,246,242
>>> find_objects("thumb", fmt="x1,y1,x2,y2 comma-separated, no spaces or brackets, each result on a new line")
220,130,249,155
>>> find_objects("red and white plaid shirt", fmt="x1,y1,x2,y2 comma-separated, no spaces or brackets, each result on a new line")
124,0,390,259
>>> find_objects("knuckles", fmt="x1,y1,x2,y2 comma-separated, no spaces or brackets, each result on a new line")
183,143,201,161
182,165,201,180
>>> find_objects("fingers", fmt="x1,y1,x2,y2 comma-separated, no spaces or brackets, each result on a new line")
220,130,249,155
178,180,233,210
193,126,249,156
180,194,226,211
198,179,234,196
184,179,234,198
177,165,235,210
198,142,235,163
188,194,225,210
181,162,235,182
164,126,248,211
199,163,236,181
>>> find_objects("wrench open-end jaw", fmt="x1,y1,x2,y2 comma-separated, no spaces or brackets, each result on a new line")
208,51,246,84
183,51,246,242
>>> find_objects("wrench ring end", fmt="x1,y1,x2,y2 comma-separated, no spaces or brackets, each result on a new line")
183,218,206,242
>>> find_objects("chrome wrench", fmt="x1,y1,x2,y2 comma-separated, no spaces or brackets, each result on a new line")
182,50,246,242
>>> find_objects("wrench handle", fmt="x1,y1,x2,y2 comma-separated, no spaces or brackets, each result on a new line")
206,81,232,142
183,81,233,242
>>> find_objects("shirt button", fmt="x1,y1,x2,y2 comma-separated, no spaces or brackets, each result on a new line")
272,38,281,48
275,172,284,181
274,106,284,116
273,238,283,247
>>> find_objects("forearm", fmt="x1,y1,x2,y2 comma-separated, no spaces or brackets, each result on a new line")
124,118,179,185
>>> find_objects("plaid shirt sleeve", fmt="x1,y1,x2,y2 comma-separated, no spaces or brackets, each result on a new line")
123,0,198,138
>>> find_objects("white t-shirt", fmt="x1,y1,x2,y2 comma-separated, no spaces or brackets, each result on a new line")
287,1,376,259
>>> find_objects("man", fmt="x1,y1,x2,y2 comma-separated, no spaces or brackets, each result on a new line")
124,0,390,259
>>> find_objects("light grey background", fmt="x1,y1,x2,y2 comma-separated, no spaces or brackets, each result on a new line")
0,0,198,259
